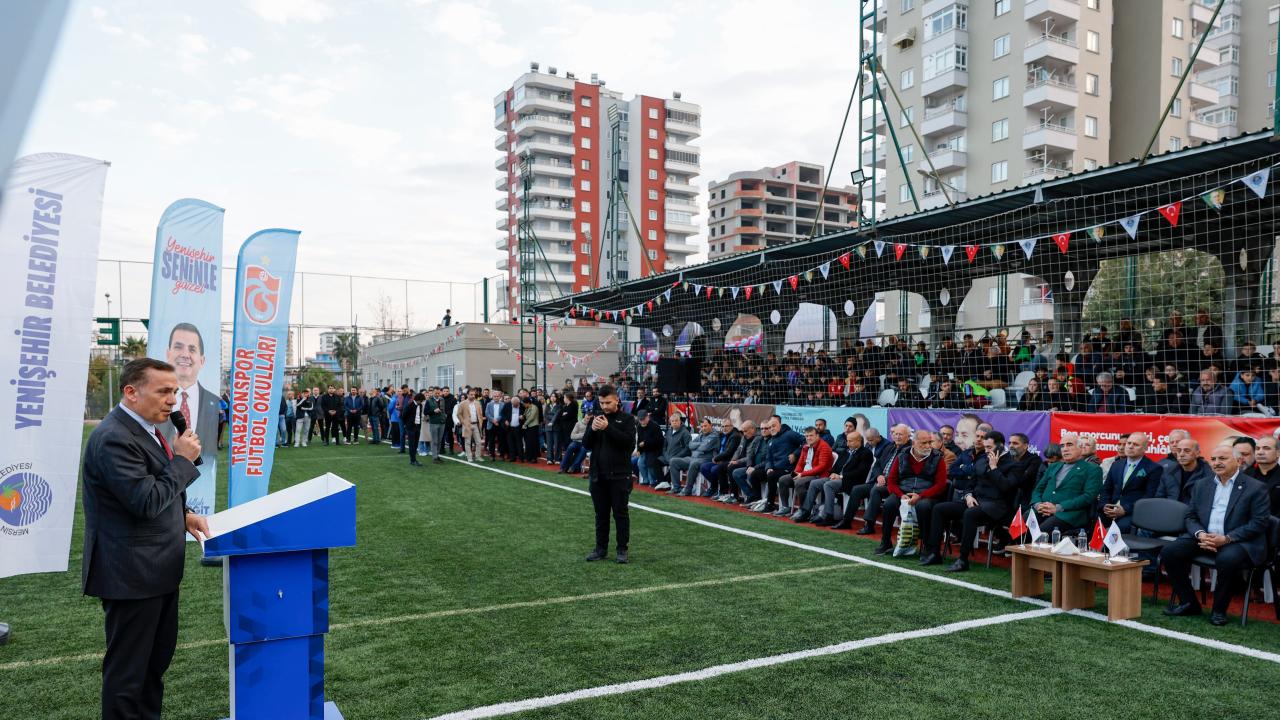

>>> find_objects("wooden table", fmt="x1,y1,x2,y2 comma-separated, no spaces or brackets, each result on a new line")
1007,545,1149,621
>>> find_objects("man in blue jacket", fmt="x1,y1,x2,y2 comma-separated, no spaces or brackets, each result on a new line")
1097,432,1164,532
749,416,803,511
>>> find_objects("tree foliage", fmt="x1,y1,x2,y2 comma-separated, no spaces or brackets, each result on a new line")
1082,249,1224,345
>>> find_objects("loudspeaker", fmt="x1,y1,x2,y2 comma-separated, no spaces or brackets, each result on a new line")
657,358,702,393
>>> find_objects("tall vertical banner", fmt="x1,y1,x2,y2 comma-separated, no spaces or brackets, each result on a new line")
0,153,109,577
228,229,299,507
147,199,224,519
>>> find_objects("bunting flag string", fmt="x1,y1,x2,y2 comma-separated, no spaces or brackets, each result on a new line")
559,161,1275,319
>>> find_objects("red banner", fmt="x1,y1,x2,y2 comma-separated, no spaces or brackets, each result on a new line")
1050,412,1280,461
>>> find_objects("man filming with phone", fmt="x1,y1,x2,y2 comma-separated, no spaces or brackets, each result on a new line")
582,385,637,564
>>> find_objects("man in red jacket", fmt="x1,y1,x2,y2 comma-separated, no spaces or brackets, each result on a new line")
875,429,948,557
774,427,834,518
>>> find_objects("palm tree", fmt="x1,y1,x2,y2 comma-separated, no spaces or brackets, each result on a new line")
121,336,147,359
332,333,361,391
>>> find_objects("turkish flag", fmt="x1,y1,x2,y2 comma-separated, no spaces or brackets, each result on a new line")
787,275,799,290
1053,232,1071,254
1008,507,1026,540
964,245,979,263
1157,201,1182,227
646,300,653,311
1089,518,1106,552
744,285,753,300
894,243,907,261
839,252,851,270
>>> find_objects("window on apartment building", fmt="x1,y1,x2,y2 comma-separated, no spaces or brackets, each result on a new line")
581,222,591,234
581,179,592,191
1170,57,1183,77
1086,31,1100,53
581,159,590,171
899,184,911,203
1271,5,1279,24
993,76,1009,100
1267,41,1276,56
1086,0,1099,9
923,45,967,80
648,128,658,139
993,34,1010,59
901,68,915,90
580,96,592,107
647,249,658,261
901,106,914,127
991,160,1008,184
648,169,658,180
648,189,658,200
1169,137,1182,152
579,243,589,254
1271,71,1278,88
1084,158,1098,171
648,107,658,119
992,118,1008,142
1085,73,1099,96
1171,98,1182,118
648,148,659,160
1085,116,1098,138
581,137,592,149
995,0,1009,17
900,0,914,12
648,210,658,221
923,4,965,40
1171,17,1184,39
580,265,590,275
719,207,726,217
581,201,591,212
648,229,657,240
901,144,914,162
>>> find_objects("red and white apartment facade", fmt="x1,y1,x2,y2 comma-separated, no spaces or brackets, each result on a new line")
495,64,701,317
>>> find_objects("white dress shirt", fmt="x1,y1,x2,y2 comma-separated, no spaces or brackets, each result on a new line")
1207,471,1238,536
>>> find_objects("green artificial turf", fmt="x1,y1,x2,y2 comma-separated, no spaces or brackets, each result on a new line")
4,429,1280,719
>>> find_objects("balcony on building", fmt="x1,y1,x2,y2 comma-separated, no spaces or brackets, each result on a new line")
1022,122,1078,151
921,101,967,136
1024,75,1078,111
734,181,765,198
1190,42,1220,72
527,201,575,221
861,143,887,168
664,177,698,195
494,237,509,251
862,1,887,31
1019,297,1054,322
665,238,698,255
664,158,701,177
496,196,509,210
529,157,575,177
920,188,968,210
862,109,887,132
494,156,508,170
921,69,968,98
515,137,575,158
1024,0,1079,24
535,228,575,242
1187,119,1228,143
512,87,574,115
1023,33,1079,66
664,109,701,137
540,243,575,262
918,148,967,175
514,113,575,137
665,217,699,234
495,217,509,230
495,134,510,151
496,256,510,271
530,183,574,199
1023,158,1073,181
1190,0,1218,33
496,174,512,190
1188,81,1220,110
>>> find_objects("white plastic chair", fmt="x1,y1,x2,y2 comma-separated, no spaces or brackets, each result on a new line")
987,388,1007,409
877,388,898,407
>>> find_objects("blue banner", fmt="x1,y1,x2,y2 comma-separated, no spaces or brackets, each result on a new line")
775,405,888,436
147,199,224,519
228,229,299,507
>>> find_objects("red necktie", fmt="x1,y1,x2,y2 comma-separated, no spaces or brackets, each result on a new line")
181,390,192,428
155,428,174,460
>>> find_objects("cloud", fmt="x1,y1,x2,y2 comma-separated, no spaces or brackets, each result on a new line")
89,4,125,35
74,98,118,115
147,122,197,145
178,99,223,125
177,33,212,73
228,96,258,112
246,0,334,24
425,1,521,67
225,46,254,64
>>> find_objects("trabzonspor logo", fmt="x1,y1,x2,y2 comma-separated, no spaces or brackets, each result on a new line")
242,265,281,324
0,472,53,527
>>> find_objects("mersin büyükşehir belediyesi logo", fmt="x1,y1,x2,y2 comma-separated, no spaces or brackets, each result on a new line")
0,471,53,527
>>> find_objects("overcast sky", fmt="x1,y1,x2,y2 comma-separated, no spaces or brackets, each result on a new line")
20,0,860,327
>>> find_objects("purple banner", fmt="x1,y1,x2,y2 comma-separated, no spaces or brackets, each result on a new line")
886,409,1051,456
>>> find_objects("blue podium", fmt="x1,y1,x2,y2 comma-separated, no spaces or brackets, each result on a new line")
203,473,356,720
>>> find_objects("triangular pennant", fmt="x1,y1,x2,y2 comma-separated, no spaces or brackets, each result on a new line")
1240,167,1270,199
1201,188,1226,210
772,279,783,295
803,270,814,282
682,282,689,291
1053,231,1070,254
1087,226,1104,242
964,245,978,263
1119,214,1142,239
1157,201,1182,227
663,289,672,301
1018,238,1037,260
856,245,867,259
705,286,713,299
991,244,1005,260
787,275,799,290
838,252,851,270
918,246,930,260
941,245,954,265
717,286,725,298
731,286,740,299
744,285,753,300
873,240,885,257
893,243,906,261
569,307,576,317
646,300,654,311
819,262,831,279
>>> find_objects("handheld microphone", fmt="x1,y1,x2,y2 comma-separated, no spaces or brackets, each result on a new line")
170,411,203,466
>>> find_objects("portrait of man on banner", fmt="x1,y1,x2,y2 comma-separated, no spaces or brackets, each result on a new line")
161,323,220,475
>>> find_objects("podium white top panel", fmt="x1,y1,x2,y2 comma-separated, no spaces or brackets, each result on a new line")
207,473,353,538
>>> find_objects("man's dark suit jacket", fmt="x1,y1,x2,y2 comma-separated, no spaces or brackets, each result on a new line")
82,406,201,600
1098,456,1164,517
1182,472,1271,565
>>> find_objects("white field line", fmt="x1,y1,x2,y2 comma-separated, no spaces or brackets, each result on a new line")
424,608,1061,720
0,564,853,672
458,458,1280,667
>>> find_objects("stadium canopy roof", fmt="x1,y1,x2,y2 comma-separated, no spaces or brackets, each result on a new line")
532,129,1280,320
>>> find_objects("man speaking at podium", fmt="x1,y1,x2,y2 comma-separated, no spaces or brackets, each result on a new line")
81,358,209,719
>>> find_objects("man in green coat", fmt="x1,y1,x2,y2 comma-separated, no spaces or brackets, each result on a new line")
521,398,542,463
1030,433,1103,536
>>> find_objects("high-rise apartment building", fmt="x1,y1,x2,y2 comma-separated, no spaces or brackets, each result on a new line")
859,0,1274,341
494,64,701,317
861,0,1272,215
705,161,860,260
